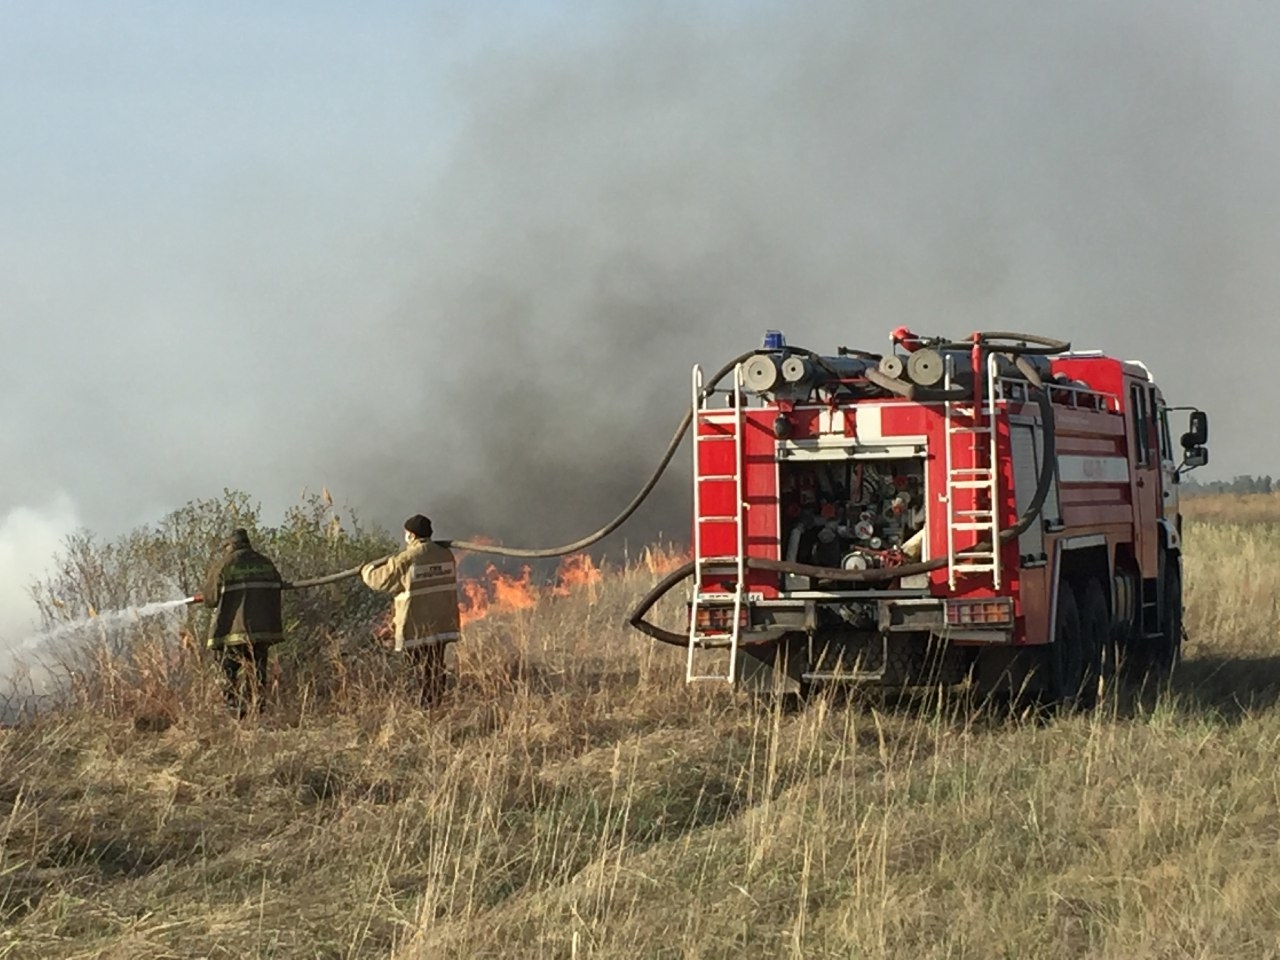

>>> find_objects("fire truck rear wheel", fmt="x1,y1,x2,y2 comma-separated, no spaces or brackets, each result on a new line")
1076,579,1111,710
1047,585,1091,711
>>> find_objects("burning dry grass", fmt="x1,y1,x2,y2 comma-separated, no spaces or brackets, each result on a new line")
3,520,1280,958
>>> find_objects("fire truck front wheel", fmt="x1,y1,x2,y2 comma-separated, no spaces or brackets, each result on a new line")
1122,556,1183,681
1153,561,1183,673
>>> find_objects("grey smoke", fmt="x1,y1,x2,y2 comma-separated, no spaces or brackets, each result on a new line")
2,1,1276,577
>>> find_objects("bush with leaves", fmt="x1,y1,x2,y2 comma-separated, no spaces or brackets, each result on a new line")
23,489,398,716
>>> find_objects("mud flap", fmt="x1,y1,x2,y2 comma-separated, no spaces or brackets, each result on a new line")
971,645,1051,701
735,641,804,696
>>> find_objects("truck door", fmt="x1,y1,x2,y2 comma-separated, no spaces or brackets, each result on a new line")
1128,381,1159,575
1156,393,1179,526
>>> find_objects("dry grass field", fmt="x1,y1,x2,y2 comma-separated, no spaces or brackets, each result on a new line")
3,497,1280,959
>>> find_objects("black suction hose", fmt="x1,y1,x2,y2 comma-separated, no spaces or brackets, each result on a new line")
977,332,1070,354
626,559,698,647
931,332,1071,357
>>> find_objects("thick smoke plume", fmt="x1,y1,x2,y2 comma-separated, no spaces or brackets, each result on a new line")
376,1,1277,548
3,2,1277,564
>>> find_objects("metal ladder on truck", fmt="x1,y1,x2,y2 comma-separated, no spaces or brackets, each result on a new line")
687,363,747,683
942,351,1003,590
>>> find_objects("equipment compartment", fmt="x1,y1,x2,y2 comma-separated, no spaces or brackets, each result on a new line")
778,458,927,580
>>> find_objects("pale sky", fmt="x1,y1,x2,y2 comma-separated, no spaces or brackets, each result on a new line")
3,1,1278,640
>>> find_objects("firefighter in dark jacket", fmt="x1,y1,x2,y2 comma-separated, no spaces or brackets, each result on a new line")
361,514,460,704
202,528,285,717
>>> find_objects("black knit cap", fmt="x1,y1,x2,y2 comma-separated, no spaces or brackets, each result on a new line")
404,515,433,539
227,528,251,548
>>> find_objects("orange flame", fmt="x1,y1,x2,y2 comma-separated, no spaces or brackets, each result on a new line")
457,553,611,625
459,579,490,627
551,553,603,597
459,563,537,626
492,564,538,610
642,545,691,575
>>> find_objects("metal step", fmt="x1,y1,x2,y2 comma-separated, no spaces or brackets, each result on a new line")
949,480,996,490
698,474,738,481
950,522,997,532
691,633,735,644
801,669,886,682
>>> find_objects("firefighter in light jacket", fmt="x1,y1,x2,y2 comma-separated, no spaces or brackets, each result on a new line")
360,514,460,703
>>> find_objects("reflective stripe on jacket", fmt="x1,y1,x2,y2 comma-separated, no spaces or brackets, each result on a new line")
202,548,285,649
361,540,461,651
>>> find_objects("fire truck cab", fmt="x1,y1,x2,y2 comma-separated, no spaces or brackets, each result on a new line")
678,329,1208,706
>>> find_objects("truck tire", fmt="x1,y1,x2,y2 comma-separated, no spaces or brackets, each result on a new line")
1153,560,1183,674
1047,584,1087,711
1075,579,1110,710
1124,554,1183,682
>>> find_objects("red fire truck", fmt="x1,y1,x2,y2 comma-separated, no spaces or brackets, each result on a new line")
629,329,1209,707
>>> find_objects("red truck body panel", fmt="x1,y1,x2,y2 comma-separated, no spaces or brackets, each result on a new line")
692,349,1172,650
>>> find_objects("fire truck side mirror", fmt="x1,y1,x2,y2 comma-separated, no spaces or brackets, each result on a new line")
1180,410,1209,450
1181,446,1209,472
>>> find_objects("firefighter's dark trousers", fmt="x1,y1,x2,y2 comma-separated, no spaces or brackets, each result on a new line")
406,643,447,706
219,643,270,717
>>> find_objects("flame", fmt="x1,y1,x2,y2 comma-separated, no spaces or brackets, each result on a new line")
551,553,602,597
457,553,607,625
641,545,691,575
459,579,490,626
492,564,538,609
459,563,537,626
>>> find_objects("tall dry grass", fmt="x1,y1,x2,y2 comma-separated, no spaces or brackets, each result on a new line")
3,509,1280,959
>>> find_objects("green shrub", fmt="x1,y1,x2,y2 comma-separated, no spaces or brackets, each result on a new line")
23,489,397,713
